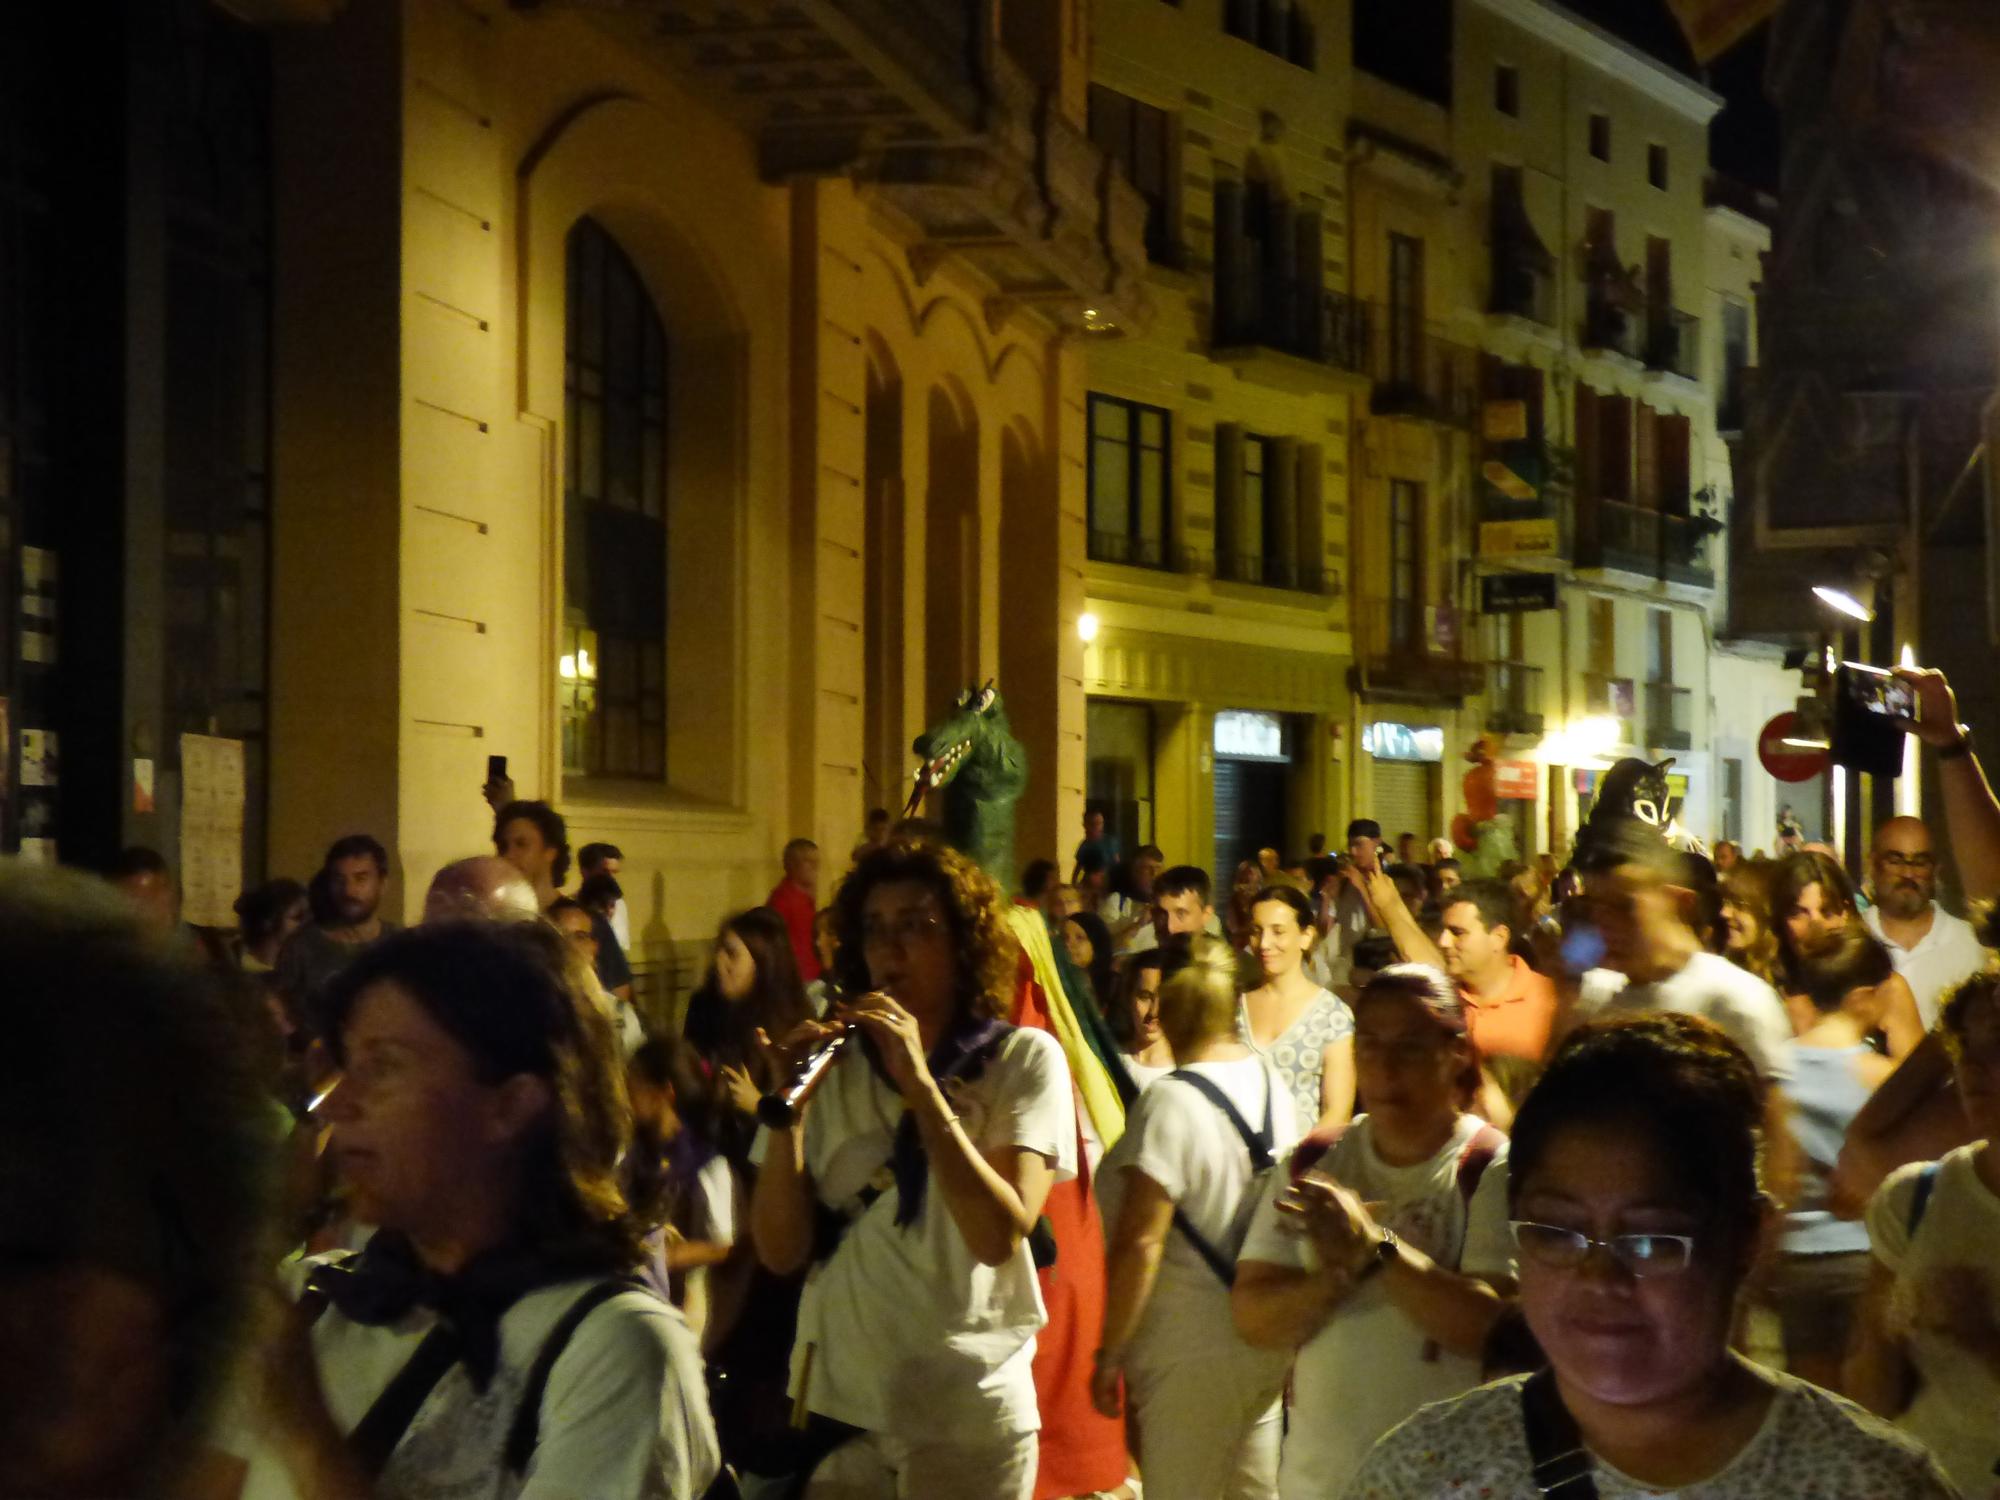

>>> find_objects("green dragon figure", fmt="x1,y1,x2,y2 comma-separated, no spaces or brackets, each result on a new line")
904,681,1029,892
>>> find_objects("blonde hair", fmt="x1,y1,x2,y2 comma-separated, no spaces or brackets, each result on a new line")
1157,934,1242,1058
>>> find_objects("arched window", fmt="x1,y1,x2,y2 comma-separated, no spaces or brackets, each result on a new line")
563,216,667,780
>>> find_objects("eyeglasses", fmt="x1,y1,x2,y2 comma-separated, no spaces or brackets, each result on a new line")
1508,1220,1697,1277
861,913,946,949
1877,852,1937,872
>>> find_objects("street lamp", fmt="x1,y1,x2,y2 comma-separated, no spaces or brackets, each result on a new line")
1077,611,1100,644
1812,584,1874,622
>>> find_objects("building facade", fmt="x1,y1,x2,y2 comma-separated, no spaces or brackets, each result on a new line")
5,0,1149,1014
1078,0,1776,870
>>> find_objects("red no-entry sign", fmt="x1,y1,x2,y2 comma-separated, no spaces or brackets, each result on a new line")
1758,712,1829,783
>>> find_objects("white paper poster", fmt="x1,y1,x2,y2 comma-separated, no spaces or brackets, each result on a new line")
179,733,245,928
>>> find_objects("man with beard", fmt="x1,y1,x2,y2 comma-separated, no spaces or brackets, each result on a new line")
274,833,399,1036
1860,816,1986,1028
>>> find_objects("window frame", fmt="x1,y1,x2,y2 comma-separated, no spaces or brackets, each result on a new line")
563,215,670,783
1589,113,1612,163
1086,392,1173,570
1495,63,1520,118
1647,143,1669,191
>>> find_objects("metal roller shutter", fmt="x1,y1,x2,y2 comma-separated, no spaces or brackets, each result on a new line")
1369,759,1437,848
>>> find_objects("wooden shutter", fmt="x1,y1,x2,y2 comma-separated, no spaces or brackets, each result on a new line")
1636,403,1659,511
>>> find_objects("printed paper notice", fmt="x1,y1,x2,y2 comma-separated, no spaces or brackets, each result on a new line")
180,733,245,928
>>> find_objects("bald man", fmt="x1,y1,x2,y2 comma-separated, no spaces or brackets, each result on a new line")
422,855,541,925
1861,817,1987,1027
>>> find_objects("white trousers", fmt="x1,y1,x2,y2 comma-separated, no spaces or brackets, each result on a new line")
802,1427,1038,1500
1125,1351,1283,1500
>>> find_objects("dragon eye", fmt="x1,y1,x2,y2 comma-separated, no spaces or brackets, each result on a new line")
975,687,996,712
955,689,972,709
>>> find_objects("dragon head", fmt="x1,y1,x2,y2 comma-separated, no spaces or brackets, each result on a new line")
905,681,1028,818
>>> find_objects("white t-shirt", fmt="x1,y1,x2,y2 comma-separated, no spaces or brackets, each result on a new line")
1098,1055,1301,1370
230,1265,720,1500
1340,1369,1954,1499
1866,1146,2000,1495
1577,951,1794,1082
1120,1052,1174,1093
1240,1114,1514,1499
792,1026,1076,1440
1861,903,1988,1029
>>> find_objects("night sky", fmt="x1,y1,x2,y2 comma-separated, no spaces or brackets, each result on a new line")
1560,0,1781,193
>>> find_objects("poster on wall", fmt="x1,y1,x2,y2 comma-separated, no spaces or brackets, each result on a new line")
180,733,245,928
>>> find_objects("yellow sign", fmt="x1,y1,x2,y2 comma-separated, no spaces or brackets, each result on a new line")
1483,400,1528,442
1480,519,1559,558
1483,458,1537,501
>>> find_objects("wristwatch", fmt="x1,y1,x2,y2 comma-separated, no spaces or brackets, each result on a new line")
1939,725,1976,762
1354,1227,1400,1282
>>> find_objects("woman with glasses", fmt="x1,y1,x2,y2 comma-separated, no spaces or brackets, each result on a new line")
1848,970,2000,1496
750,839,1074,1499
1340,1014,1952,1498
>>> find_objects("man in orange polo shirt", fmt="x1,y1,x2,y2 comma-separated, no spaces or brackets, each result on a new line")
1436,879,1556,1063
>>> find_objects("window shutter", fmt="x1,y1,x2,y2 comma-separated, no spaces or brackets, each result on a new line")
1214,423,1244,576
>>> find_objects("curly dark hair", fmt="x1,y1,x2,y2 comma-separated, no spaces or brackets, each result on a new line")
323,920,641,1264
828,837,1019,1021
492,799,572,887
1509,1013,1766,1259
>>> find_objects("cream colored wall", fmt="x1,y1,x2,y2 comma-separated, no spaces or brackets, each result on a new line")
1085,0,1359,863
270,0,1080,1009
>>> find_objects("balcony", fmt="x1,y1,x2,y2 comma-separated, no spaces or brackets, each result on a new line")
1087,530,1177,573
1645,680,1693,751
1490,258,1554,327
590,0,1150,331
1369,314,1478,426
1575,497,1718,587
1583,672,1636,744
1357,596,1483,700
1213,273,1371,390
1215,550,1342,596
1645,310,1701,383
1486,660,1545,736
1582,297,1645,363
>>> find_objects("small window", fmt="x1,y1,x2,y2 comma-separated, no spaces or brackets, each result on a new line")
1589,113,1611,162
1648,143,1669,190
1495,64,1519,117
1086,393,1173,569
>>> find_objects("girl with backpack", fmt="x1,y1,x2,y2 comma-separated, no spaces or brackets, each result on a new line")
1850,968,2000,1496
1233,964,1513,1498
1093,934,1300,1500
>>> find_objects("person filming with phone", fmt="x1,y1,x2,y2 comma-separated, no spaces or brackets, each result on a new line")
749,838,1074,1499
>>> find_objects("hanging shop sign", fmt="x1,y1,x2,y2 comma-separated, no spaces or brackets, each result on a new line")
1478,518,1560,558
1363,722,1445,763
1479,572,1559,613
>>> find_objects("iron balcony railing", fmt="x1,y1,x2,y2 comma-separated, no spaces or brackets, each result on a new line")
1215,549,1341,596
1087,529,1176,572
1358,595,1482,698
1490,257,1554,327
1213,269,1371,375
1486,660,1546,735
1583,672,1636,742
1369,313,1478,426
1574,498,1716,586
1645,680,1693,750
1645,309,1701,381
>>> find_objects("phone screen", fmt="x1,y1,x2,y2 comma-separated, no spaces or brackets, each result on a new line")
1842,664,1916,722
487,754,508,783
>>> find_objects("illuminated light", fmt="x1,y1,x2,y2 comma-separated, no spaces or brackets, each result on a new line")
1899,643,1921,816
1569,715,1621,756
1831,763,1848,855
577,646,596,680
1779,737,1832,752
559,654,578,680
1813,585,1874,622
1077,611,1100,643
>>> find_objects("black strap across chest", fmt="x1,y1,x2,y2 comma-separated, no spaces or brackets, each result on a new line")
1163,1067,1274,1287
1520,1367,1598,1498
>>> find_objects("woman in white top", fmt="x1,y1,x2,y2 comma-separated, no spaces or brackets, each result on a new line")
1342,1013,1951,1500
1239,885,1356,1131
1849,968,2000,1495
751,838,1074,1500
1094,935,1299,1500
1108,950,1175,1092
244,920,720,1500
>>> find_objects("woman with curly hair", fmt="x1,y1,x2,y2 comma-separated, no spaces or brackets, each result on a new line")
751,838,1076,1499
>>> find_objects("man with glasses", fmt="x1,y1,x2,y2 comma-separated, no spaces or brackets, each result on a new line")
1861,817,1987,1028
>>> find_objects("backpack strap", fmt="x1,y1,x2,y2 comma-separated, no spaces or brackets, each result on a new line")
503,1278,647,1476
1163,1068,1276,1288
347,1325,466,1478
1906,1160,1942,1240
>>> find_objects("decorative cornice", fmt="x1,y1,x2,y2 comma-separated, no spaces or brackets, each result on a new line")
1466,0,1725,123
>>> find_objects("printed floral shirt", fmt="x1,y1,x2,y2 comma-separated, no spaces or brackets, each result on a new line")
1340,1371,1957,1500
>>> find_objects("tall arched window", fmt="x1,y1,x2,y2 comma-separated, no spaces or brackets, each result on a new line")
563,216,667,780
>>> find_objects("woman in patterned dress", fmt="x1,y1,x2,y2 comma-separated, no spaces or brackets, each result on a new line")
1238,885,1356,1132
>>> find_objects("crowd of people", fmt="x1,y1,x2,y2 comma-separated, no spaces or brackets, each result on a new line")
9,667,2000,1498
